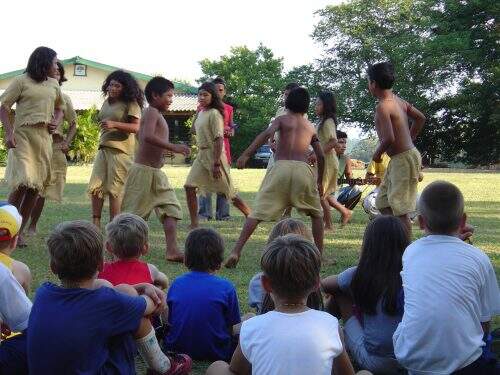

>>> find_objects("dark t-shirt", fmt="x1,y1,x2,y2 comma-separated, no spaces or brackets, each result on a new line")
165,271,241,361
28,282,146,374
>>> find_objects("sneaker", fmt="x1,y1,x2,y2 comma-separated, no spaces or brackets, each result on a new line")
146,353,192,375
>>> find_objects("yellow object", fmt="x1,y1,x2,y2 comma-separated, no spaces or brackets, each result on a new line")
366,153,391,177
0,74,64,128
4,124,52,191
122,163,182,222
43,146,67,202
98,99,141,155
87,148,132,198
185,109,236,198
0,252,13,270
250,160,322,221
375,148,422,216
316,118,339,196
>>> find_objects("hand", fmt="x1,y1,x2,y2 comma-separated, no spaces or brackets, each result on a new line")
307,152,317,166
47,122,57,134
1,322,11,340
224,252,240,268
458,223,474,242
212,163,222,179
5,134,16,149
236,155,249,169
163,151,174,159
173,144,191,157
100,120,115,130
136,284,166,315
60,141,69,154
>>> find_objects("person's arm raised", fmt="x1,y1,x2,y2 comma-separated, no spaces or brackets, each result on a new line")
237,118,279,169
372,104,394,162
407,102,426,141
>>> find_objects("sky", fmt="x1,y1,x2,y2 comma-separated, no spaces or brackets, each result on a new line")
1,0,365,137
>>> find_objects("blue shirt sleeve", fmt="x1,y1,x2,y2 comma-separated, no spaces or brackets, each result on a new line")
104,288,147,337
337,266,358,292
225,285,241,327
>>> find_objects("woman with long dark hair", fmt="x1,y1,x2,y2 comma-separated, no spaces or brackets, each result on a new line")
184,81,250,228
87,70,143,227
322,215,407,373
314,91,340,230
0,46,64,246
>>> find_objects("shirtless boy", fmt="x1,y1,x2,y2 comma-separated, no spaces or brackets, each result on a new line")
121,77,190,262
368,62,426,237
225,87,325,268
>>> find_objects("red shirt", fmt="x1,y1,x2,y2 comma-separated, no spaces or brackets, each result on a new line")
223,103,234,164
98,259,153,286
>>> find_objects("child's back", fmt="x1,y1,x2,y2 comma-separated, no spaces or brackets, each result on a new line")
99,258,153,285
166,271,240,360
135,106,169,169
241,309,342,374
273,113,316,162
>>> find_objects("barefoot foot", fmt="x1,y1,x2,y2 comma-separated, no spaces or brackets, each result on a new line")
166,251,185,263
340,210,353,226
27,226,37,236
224,253,240,269
17,235,28,248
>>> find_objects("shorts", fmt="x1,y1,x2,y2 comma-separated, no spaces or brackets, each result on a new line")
375,148,421,216
344,317,402,374
43,144,67,202
121,163,182,222
250,160,322,221
4,124,52,192
0,331,28,375
88,147,132,198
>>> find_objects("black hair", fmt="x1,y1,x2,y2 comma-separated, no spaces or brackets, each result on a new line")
367,62,395,90
285,87,310,114
261,289,324,314
284,82,300,91
350,216,408,316
212,77,226,87
198,81,225,119
185,228,224,272
336,130,348,139
56,61,67,86
102,70,144,108
25,46,57,83
145,76,174,103
317,91,338,131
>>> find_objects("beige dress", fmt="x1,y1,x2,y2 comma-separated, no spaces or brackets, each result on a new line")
316,118,339,197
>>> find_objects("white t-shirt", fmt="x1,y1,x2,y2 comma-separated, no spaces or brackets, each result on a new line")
0,263,32,331
393,235,500,374
240,309,343,375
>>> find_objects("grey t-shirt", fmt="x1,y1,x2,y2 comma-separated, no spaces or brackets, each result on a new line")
337,266,403,357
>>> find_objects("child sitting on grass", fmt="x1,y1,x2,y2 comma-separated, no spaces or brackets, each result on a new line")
206,234,357,375
165,228,241,361
27,220,191,375
322,215,408,374
248,217,320,314
98,213,168,289
0,203,31,293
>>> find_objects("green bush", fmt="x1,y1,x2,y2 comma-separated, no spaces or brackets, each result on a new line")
68,107,100,163
0,127,7,166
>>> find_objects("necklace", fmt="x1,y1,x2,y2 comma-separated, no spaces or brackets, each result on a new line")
281,302,306,307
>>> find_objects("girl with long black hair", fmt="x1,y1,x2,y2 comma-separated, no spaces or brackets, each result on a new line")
87,70,144,227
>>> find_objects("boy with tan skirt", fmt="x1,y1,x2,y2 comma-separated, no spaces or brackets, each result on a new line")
28,61,77,234
367,62,426,237
225,87,325,268
184,82,250,229
121,77,190,262
0,47,65,246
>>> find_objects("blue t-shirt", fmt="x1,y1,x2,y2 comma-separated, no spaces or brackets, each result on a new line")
337,266,403,357
28,282,146,375
165,271,241,361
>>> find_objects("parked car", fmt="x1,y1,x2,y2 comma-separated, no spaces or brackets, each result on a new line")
251,144,272,168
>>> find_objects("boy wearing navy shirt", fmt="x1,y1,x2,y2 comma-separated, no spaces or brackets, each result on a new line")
165,228,241,361
27,220,191,375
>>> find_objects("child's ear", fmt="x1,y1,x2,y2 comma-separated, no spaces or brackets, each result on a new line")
417,214,426,231
141,243,149,256
105,241,113,255
458,212,467,231
261,274,273,293
10,235,18,250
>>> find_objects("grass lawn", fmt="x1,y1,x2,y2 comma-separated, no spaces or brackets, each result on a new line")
1,165,499,374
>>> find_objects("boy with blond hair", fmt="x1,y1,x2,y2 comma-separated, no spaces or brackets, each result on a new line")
98,213,168,289
27,220,191,374
368,62,425,237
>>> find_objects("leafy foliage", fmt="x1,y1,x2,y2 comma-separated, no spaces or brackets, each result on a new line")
68,108,100,163
198,44,286,158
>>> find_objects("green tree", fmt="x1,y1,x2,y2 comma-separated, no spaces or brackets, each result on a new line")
198,44,285,158
312,0,499,165
349,136,378,162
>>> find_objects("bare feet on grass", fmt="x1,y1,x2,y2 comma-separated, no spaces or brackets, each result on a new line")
166,251,185,263
27,225,37,236
224,252,240,269
340,209,353,227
